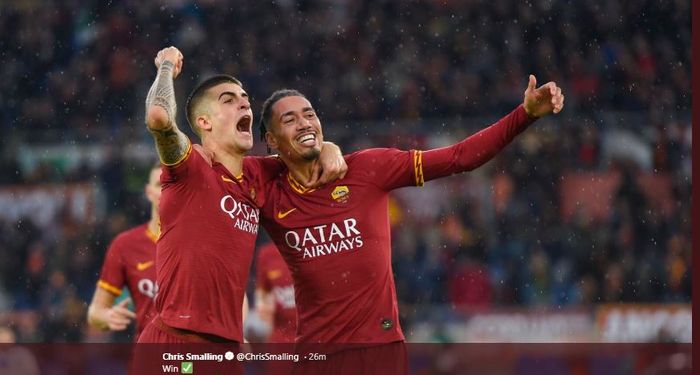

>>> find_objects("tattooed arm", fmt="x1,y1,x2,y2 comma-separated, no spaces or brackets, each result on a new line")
145,46,190,165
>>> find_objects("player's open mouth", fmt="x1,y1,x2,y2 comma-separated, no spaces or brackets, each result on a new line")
237,115,252,133
296,132,316,146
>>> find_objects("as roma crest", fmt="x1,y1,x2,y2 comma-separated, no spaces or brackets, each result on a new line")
331,185,350,203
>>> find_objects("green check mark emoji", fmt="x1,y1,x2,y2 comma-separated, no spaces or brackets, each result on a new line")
181,361,193,374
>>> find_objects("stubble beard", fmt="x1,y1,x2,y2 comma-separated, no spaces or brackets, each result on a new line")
302,148,321,161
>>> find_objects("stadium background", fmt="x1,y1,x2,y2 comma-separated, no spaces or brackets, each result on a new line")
0,0,691,352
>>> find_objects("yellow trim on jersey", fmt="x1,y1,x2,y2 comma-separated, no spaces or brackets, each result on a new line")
145,227,159,243
287,173,316,195
97,280,123,296
413,150,424,187
161,139,193,167
221,174,243,183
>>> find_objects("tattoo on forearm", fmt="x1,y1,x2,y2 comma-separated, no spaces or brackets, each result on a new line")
145,61,177,127
145,60,188,164
150,126,189,164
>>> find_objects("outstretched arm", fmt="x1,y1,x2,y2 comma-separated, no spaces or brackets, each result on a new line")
145,46,190,165
420,75,564,182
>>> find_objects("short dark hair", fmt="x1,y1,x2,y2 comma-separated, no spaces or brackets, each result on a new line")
185,74,242,137
258,89,306,143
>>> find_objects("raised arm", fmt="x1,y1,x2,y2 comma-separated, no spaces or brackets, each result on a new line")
420,75,564,182
145,46,190,165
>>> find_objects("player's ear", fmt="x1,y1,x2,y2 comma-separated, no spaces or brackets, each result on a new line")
265,131,279,150
196,114,212,133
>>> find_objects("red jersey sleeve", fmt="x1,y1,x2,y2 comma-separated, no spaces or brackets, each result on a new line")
246,156,285,182
346,105,535,190
97,235,126,296
159,139,199,184
243,156,286,207
421,104,536,182
346,148,420,190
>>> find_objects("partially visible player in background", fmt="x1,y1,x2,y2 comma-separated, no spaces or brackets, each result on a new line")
87,163,161,340
254,241,296,343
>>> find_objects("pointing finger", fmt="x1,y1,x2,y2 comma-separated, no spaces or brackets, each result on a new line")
114,306,137,319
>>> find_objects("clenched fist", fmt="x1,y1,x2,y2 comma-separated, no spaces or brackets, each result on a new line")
154,46,183,79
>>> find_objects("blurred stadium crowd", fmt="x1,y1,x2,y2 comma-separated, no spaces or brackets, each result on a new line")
0,0,691,342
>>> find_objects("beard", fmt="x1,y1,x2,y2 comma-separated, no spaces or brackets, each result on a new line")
301,147,321,161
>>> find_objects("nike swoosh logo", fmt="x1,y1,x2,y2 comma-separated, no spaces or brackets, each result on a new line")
277,208,297,219
136,261,154,271
221,175,235,183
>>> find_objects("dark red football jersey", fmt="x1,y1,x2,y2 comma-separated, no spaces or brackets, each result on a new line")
255,242,297,343
155,143,281,342
259,105,535,343
259,148,415,343
97,222,158,340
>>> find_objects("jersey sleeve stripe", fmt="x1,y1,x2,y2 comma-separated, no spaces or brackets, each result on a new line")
161,139,193,167
97,280,123,296
413,150,425,187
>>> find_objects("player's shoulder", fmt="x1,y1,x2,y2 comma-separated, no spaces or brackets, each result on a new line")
191,144,213,166
243,155,285,171
111,223,150,247
345,148,405,165
160,143,209,182
243,155,287,191
167,143,211,168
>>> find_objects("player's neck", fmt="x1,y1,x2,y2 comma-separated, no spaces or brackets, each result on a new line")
213,152,244,177
148,207,160,237
285,158,317,186
203,141,244,177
